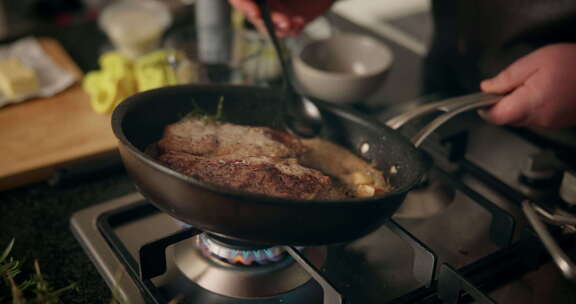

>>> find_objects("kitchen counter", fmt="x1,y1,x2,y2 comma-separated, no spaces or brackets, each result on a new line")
0,172,134,302
0,18,131,303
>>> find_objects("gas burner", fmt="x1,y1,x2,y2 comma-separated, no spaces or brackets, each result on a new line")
174,235,327,298
197,233,302,265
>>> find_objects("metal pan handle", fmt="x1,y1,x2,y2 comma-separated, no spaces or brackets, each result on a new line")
385,92,502,147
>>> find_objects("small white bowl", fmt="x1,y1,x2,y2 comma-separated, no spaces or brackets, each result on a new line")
99,0,172,59
292,33,393,104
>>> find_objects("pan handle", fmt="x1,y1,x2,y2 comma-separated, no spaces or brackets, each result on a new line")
385,92,502,147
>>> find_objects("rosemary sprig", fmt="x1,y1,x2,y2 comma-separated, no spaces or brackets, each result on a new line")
0,239,14,263
1,240,178,303
182,96,225,123
215,96,224,121
0,239,19,278
32,260,78,304
0,239,77,304
181,99,204,120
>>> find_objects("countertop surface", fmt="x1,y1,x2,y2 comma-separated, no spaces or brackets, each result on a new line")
0,5,433,303
0,173,134,302
0,18,128,303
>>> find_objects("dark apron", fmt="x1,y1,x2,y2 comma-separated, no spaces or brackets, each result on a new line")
424,0,576,95
422,0,576,154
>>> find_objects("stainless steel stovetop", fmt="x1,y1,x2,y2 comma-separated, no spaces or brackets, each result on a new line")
71,119,576,303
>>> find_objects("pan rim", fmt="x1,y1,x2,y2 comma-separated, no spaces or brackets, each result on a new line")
111,84,426,207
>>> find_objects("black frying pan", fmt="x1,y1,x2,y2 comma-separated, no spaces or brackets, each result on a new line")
112,85,497,246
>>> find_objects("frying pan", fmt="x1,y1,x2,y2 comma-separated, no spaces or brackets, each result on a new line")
111,85,499,246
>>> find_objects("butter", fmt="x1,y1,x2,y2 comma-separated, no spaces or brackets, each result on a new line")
0,57,39,98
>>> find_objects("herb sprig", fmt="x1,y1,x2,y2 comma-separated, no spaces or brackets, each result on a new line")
0,239,184,304
182,96,225,123
0,239,78,304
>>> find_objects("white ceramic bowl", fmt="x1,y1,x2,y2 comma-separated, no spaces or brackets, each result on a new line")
292,33,393,104
99,0,172,59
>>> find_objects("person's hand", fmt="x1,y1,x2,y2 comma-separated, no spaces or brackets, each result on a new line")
229,0,334,37
480,43,576,129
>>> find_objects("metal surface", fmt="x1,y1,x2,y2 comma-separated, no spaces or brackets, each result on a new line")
393,173,456,219
111,85,425,245
519,151,563,182
522,200,576,282
560,171,576,206
69,193,436,303
73,196,325,303
385,92,500,131
285,246,343,304
438,264,496,304
410,97,499,147
140,227,201,280
384,219,436,287
437,169,515,248
173,237,327,298
70,193,147,304
532,204,576,226
463,124,547,202
71,117,576,304
71,173,576,304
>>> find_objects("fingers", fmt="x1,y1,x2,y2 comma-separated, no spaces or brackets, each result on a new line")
479,44,576,129
478,86,533,126
479,50,542,125
249,15,293,37
229,0,260,19
481,53,541,94
271,11,291,33
229,0,300,37
251,20,292,37
291,16,306,35
269,1,300,36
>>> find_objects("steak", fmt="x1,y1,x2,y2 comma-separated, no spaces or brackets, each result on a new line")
156,118,348,200
159,152,345,199
158,118,305,158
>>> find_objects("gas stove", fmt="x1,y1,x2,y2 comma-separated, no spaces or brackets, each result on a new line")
71,7,576,302
71,116,576,304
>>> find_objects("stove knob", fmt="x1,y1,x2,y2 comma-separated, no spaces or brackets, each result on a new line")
519,151,562,188
560,171,576,206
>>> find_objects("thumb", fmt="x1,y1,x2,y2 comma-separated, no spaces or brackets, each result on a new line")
481,53,540,94
478,85,533,126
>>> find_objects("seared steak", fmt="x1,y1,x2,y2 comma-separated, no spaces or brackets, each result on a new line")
158,119,305,158
156,118,348,200
159,152,346,199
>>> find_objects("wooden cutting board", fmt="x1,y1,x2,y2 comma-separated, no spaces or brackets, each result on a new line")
0,38,118,191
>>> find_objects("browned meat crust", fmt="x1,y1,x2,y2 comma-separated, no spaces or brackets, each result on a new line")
158,119,305,158
159,152,342,199
155,118,348,200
